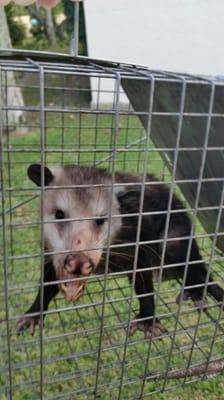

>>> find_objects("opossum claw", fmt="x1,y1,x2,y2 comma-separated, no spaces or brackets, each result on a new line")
176,291,188,304
17,315,41,336
176,291,208,311
128,318,166,339
193,297,208,311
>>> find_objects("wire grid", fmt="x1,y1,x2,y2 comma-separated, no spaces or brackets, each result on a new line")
1,51,224,400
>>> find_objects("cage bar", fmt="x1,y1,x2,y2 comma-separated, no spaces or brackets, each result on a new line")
1,50,224,399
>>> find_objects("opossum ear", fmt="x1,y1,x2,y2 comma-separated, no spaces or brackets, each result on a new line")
116,188,141,207
115,186,140,200
27,164,54,186
114,186,126,200
116,190,126,200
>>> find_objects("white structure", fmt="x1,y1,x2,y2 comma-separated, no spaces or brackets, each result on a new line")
85,0,224,75
85,0,224,103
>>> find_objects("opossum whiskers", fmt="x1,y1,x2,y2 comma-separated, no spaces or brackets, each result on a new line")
108,250,134,262
143,243,161,261
101,253,146,285
100,254,124,272
109,234,162,261
109,250,146,275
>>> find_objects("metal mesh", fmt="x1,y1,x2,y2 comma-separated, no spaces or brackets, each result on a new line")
1,50,224,399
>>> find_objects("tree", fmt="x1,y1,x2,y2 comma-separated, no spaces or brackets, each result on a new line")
45,8,56,45
5,3,26,46
26,4,57,45
62,0,87,55
0,7,25,135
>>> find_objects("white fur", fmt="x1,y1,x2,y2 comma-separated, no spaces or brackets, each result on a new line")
43,167,122,276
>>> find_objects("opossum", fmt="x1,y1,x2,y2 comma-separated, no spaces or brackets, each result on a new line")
17,164,224,338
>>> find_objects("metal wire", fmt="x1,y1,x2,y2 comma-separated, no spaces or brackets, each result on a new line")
1,51,224,399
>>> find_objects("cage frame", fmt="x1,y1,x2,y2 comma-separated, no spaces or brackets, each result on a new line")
1,50,224,400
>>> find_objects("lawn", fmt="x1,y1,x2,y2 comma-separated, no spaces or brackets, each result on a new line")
1,78,224,400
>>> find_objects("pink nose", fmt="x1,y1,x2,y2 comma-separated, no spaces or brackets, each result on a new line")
73,237,82,247
64,253,92,276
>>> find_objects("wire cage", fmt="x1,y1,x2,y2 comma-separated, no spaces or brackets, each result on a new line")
1,50,224,400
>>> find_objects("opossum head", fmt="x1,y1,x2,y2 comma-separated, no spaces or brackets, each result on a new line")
28,164,123,301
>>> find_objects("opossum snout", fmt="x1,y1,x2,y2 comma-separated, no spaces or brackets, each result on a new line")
64,253,93,276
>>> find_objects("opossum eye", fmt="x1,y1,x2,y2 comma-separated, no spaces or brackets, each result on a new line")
96,217,106,227
55,209,65,220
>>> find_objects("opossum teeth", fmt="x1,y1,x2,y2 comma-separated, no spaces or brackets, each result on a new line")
61,281,85,302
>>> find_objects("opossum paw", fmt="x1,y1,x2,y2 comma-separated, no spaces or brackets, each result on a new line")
176,291,208,310
17,315,41,336
128,317,166,339
193,297,208,310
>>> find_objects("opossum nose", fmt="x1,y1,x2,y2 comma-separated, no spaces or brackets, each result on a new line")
64,254,92,275
72,237,82,247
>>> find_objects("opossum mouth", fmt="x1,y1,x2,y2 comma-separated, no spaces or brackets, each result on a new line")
57,255,94,302
60,276,87,302
58,265,93,302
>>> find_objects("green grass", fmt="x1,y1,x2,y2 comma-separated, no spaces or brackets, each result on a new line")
1,106,224,399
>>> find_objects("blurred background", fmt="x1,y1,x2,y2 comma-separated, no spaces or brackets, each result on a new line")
1,0,224,75
0,0,87,54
